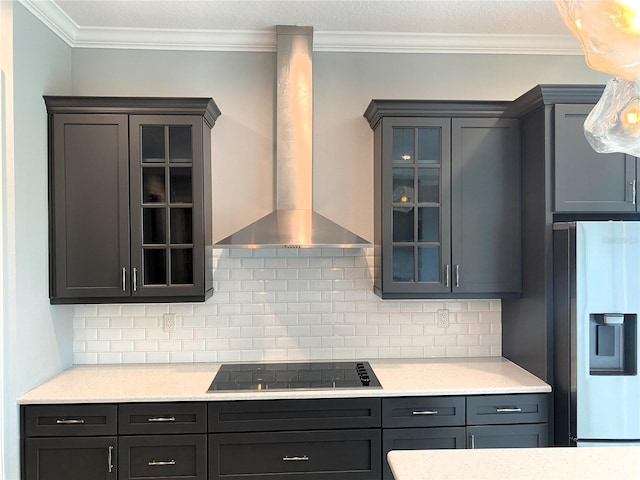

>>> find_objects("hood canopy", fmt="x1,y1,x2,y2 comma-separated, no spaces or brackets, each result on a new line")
215,26,371,249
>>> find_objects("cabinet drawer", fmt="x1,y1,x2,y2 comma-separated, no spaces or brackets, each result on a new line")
23,404,117,437
119,434,207,480
466,394,548,425
119,403,206,434
208,398,381,433
382,396,465,428
209,429,381,480
467,424,549,448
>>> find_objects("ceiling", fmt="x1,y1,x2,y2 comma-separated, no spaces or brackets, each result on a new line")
20,0,580,54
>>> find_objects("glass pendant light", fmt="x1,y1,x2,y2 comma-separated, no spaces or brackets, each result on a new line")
554,0,640,157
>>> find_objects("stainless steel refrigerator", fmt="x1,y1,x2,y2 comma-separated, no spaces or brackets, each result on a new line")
554,221,640,447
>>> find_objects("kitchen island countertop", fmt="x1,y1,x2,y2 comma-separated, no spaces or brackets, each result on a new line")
387,446,640,480
18,357,550,404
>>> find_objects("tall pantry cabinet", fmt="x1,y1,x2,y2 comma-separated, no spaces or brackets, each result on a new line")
502,84,640,385
45,97,221,304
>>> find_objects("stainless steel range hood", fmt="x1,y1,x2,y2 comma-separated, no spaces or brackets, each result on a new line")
215,26,371,249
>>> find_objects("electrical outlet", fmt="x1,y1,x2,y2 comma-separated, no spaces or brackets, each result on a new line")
437,309,450,328
163,313,176,333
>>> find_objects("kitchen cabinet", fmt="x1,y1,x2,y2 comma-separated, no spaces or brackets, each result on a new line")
118,403,207,480
364,101,521,299
22,404,118,480
555,103,639,212
208,398,382,480
381,394,548,480
501,85,640,394
45,96,220,304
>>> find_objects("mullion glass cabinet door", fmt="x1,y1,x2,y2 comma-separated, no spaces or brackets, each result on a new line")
383,118,451,295
129,116,204,298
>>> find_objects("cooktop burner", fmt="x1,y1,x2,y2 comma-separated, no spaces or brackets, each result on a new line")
207,361,382,392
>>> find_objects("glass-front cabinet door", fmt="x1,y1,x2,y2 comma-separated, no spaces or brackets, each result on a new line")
382,118,451,294
129,116,204,297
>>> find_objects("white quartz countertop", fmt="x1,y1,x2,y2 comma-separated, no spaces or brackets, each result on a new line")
17,357,550,404
387,446,640,480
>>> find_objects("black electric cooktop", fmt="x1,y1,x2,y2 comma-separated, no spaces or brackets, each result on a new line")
207,361,382,392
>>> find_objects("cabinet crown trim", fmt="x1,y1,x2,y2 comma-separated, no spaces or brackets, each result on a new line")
43,96,221,128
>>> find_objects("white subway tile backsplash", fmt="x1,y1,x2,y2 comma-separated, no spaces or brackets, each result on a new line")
73,249,502,364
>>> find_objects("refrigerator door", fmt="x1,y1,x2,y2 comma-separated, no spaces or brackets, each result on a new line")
575,221,640,441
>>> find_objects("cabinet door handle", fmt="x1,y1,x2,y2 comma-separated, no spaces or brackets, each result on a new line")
470,434,476,449
56,418,85,424
444,265,450,288
496,407,522,413
122,267,126,291
633,180,637,205
133,267,138,292
148,460,176,466
454,264,460,288
147,416,176,422
412,410,438,415
108,445,114,473
283,456,309,462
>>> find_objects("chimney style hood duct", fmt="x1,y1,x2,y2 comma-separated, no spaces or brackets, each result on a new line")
215,26,371,249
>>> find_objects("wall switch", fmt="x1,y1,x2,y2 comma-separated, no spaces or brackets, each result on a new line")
437,309,450,328
163,313,176,333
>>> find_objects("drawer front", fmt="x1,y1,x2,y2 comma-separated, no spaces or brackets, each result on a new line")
466,394,548,425
209,430,381,480
119,403,206,434
208,398,381,433
24,436,117,480
119,434,207,480
467,424,549,448
382,427,466,480
23,404,118,437
382,396,465,428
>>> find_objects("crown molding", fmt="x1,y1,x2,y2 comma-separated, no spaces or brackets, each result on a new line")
20,0,582,55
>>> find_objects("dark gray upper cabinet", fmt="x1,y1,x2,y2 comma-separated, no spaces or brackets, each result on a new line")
501,84,640,389
45,97,220,304
554,103,638,212
364,101,521,299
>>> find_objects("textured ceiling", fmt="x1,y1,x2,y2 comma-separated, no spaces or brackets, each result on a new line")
52,0,568,35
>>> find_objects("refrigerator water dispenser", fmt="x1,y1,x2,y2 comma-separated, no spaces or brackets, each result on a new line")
590,314,637,375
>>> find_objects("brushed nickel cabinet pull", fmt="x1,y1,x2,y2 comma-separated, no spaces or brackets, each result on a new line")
470,434,476,449
108,445,114,473
133,267,138,292
283,456,309,462
412,410,438,415
633,180,637,205
445,265,450,288
147,416,176,422
496,407,522,413
122,267,126,291
56,418,85,424
454,264,460,288
148,460,176,466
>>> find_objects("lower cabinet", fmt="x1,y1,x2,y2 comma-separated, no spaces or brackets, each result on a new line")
382,393,549,480
119,435,207,480
24,436,117,480
21,394,548,480
209,430,381,480
208,398,382,480
466,424,548,449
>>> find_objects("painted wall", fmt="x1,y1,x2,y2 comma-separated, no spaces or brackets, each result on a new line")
1,3,73,479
